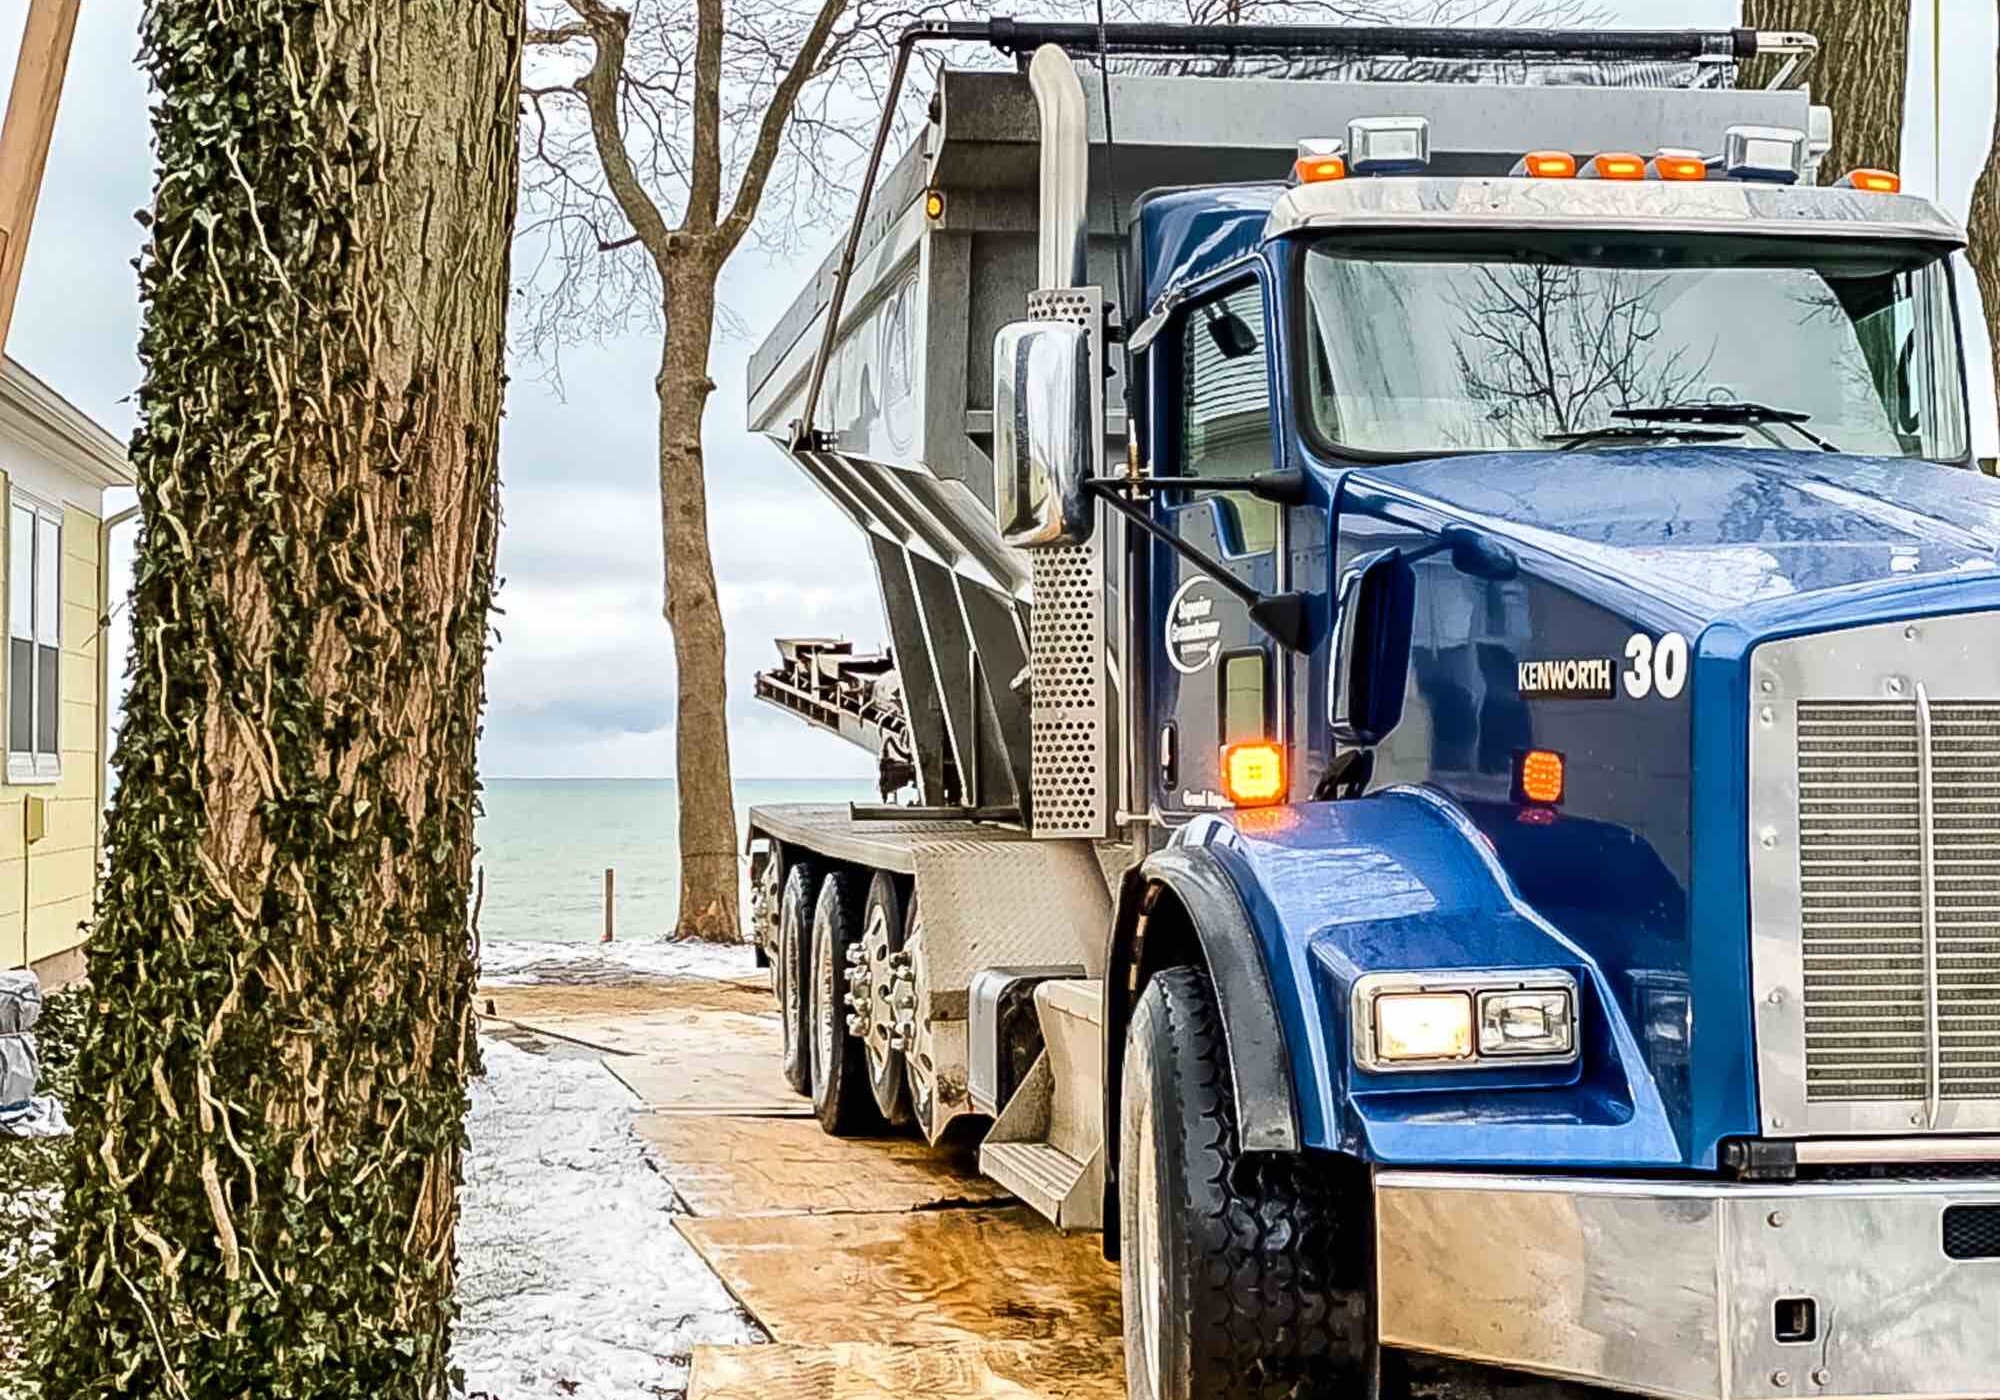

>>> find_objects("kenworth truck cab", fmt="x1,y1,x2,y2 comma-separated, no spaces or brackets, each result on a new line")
743,22,2000,1400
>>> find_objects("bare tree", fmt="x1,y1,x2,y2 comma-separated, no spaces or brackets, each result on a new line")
519,0,925,943
1742,0,1909,182
42,0,518,1394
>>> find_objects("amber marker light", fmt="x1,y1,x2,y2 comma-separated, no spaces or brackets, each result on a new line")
1294,154,1347,184
1589,152,1646,181
1842,168,1901,194
1516,749,1566,806
1521,150,1576,179
923,189,947,219
1651,152,1708,181
1222,742,1287,807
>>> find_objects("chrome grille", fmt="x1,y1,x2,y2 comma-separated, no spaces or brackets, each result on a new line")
1796,697,2000,1108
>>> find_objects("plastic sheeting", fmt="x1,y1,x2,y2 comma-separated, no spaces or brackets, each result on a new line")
0,1031,37,1113
0,969,41,1035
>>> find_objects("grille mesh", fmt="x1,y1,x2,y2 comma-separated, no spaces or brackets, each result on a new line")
1943,1204,2000,1260
1797,699,2000,1105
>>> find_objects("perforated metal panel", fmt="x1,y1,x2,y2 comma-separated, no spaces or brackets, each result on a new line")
1026,287,1112,840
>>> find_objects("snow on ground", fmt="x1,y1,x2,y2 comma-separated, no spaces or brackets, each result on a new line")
478,938,757,986
455,1037,761,1399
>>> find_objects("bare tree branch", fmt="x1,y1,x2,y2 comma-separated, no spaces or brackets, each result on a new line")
715,0,849,257
565,0,677,269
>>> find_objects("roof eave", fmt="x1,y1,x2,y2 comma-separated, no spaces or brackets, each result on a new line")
0,357,135,490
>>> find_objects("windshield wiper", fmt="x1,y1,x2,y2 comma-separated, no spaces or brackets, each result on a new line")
1613,402,1842,453
1545,424,1745,452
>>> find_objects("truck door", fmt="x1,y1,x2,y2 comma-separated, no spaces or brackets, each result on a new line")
1147,275,1283,818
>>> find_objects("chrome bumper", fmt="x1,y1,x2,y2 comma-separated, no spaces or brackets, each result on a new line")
1376,1170,2000,1400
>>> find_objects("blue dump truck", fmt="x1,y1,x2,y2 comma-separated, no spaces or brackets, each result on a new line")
742,21,2000,1399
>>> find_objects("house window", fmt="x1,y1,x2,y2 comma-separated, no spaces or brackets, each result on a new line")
9,494,61,782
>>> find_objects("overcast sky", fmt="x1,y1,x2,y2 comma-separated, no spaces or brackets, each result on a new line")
2,0,1995,779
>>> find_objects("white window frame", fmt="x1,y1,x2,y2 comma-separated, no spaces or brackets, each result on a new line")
8,491,62,785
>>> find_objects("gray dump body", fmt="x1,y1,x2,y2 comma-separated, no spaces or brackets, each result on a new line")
745,54,1815,825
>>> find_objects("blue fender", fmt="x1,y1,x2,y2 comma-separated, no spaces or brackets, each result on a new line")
1137,788,1682,1169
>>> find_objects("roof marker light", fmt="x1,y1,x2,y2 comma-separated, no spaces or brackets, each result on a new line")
1723,125,1807,185
1514,150,1577,179
1293,139,1348,185
1649,150,1708,182
1839,167,1901,194
1346,116,1430,176
1583,152,1646,181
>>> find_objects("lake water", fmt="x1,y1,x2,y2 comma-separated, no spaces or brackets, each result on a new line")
474,777,876,944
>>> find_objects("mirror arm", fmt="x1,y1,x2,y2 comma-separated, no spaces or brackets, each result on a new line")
1085,480,1311,652
1087,469,1309,506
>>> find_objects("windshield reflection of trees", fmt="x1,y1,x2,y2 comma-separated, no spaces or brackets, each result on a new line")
1445,265,1716,442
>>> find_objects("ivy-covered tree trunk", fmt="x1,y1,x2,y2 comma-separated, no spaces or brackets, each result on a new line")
1742,0,1909,182
42,0,519,1395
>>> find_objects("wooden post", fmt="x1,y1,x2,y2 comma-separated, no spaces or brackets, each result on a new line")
0,0,84,352
601,867,615,943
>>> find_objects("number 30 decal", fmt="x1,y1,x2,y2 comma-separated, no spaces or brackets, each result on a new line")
1623,631,1688,699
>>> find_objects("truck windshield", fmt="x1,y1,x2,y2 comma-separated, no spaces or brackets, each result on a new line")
1299,237,1969,461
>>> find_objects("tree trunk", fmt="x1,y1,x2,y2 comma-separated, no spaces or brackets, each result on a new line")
1742,0,1909,183
43,0,518,1395
659,253,741,942
1969,37,2000,419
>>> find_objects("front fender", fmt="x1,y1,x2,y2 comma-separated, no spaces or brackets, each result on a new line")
1160,789,1681,1168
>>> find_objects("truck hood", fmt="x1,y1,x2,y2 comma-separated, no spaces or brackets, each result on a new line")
1356,447,2000,622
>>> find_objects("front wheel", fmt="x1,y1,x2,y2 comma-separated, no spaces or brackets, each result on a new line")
1120,965,1375,1400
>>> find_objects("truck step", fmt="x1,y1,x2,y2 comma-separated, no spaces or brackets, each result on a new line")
980,1139,1101,1232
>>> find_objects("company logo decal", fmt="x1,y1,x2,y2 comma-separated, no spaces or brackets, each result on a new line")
1166,577,1222,675
1517,631,1690,701
1517,656,1616,700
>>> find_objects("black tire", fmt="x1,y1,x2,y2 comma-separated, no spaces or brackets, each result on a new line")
1120,966,1374,1400
859,872,913,1126
776,859,820,1096
810,869,882,1136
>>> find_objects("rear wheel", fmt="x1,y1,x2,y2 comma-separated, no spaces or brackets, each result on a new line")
776,859,820,1096
858,872,912,1126
1120,966,1374,1400
810,869,882,1136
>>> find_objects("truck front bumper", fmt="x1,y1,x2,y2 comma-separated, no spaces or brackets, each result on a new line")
1375,1170,2000,1400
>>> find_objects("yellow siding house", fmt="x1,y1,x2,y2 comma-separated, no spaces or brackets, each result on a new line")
0,356,133,985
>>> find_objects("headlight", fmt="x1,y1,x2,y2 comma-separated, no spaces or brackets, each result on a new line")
1373,993,1474,1064
1477,989,1575,1058
1354,972,1578,1073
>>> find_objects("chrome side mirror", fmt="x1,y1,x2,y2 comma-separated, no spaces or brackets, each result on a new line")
993,319,1094,549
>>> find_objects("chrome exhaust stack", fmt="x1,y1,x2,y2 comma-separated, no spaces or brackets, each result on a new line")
1029,44,1089,291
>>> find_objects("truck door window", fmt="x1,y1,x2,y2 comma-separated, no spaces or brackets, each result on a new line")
1180,282,1277,554
1220,649,1269,744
